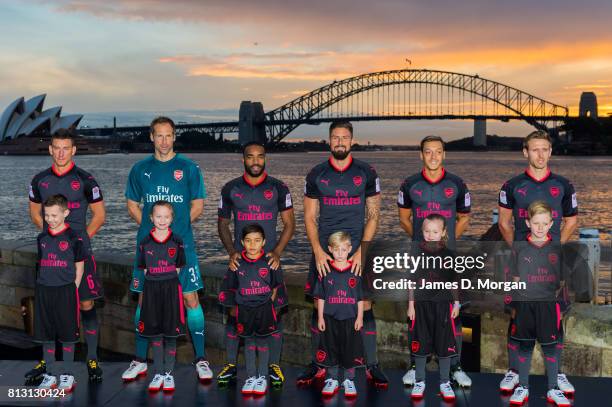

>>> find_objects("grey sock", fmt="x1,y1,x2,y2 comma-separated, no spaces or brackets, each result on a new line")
451,316,463,368
507,320,520,371
245,338,257,378
556,338,564,373
151,337,164,374
43,342,56,375
415,355,427,382
256,336,270,377
81,308,99,361
439,357,451,383
269,318,283,364
361,310,378,366
310,309,321,363
164,338,177,373
225,316,239,365
61,343,74,375
542,344,559,390
517,341,534,387
327,366,339,380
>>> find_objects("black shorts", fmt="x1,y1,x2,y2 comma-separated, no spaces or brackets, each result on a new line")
78,253,104,301
236,302,278,338
408,301,458,358
316,315,365,369
34,283,80,343
138,278,186,338
510,301,563,345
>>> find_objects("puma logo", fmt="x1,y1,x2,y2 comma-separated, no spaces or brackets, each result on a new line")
517,187,528,197
144,172,151,179
320,179,329,186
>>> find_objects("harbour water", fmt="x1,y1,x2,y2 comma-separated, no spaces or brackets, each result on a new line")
1,151,611,267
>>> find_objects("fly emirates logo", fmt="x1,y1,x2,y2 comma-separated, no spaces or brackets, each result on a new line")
145,185,184,203
323,189,361,206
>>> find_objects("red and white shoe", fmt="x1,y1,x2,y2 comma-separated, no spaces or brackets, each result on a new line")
500,370,519,392
122,360,147,381
557,374,575,396
322,378,339,397
411,381,426,399
547,388,571,407
439,381,455,401
163,373,175,392
509,385,529,405
58,375,75,392
148,374,164,392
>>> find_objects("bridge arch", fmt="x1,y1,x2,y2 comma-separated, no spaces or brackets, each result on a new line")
265,69,568,144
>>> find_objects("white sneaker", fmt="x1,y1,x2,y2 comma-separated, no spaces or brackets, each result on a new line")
403,368,416,386
509,385,529,405
411,381,425,399
557,373,575,395
321,378,339,396
38,374,57,389
342,379,357,398
439,381,455,401
195,359,213,382
253,376,267,395
58,374,75,392
452,367,472,387
242,376,257,395
547,388,571,407
546,389,571,407
500,370,519,392
148,374,164,392
122,360,147,381
163,373,175,392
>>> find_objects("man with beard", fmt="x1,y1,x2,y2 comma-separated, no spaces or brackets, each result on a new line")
217,142,295,387
497,130,578,395
297,121,387,388
397,135,472,389
27,129,106,384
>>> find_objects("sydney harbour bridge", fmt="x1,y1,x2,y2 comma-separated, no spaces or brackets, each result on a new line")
80,69,571,146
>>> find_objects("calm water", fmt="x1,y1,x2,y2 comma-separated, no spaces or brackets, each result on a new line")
1,152,611,268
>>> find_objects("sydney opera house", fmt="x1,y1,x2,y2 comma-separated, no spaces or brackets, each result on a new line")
0,94,82,141
0,95,113,154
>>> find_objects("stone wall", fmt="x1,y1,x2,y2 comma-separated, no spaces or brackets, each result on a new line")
1,239,610,376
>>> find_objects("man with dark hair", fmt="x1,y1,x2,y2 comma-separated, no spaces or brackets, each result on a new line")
497,129,578,395
27,130,106,384
297,120,387,388
397,135,472,388
216,141,295,386
123,116,213,383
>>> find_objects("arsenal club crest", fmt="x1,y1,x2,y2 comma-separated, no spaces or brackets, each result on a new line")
548,253,558,264
174,169,183,181
353,176,362,186
348,277,357,288
168,247,176,257
316,350,327,363
137,321,145,333
236,323,244,335
259,268,269,278
549,186,560,198
444,187,454,198
218,292,226,302
70,180,80,191
59,241,69,251
264,189,273,200
411,341,420,353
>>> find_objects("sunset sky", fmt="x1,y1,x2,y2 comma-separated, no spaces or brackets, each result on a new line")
1,0,611,144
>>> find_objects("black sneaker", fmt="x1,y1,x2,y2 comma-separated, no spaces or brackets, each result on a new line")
24,360,46,386
87,359,103,382
216,363,237,386
367,364,389,389
296,363,324,386
269,364,285,387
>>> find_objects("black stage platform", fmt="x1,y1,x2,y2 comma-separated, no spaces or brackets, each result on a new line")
0,361,609,406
